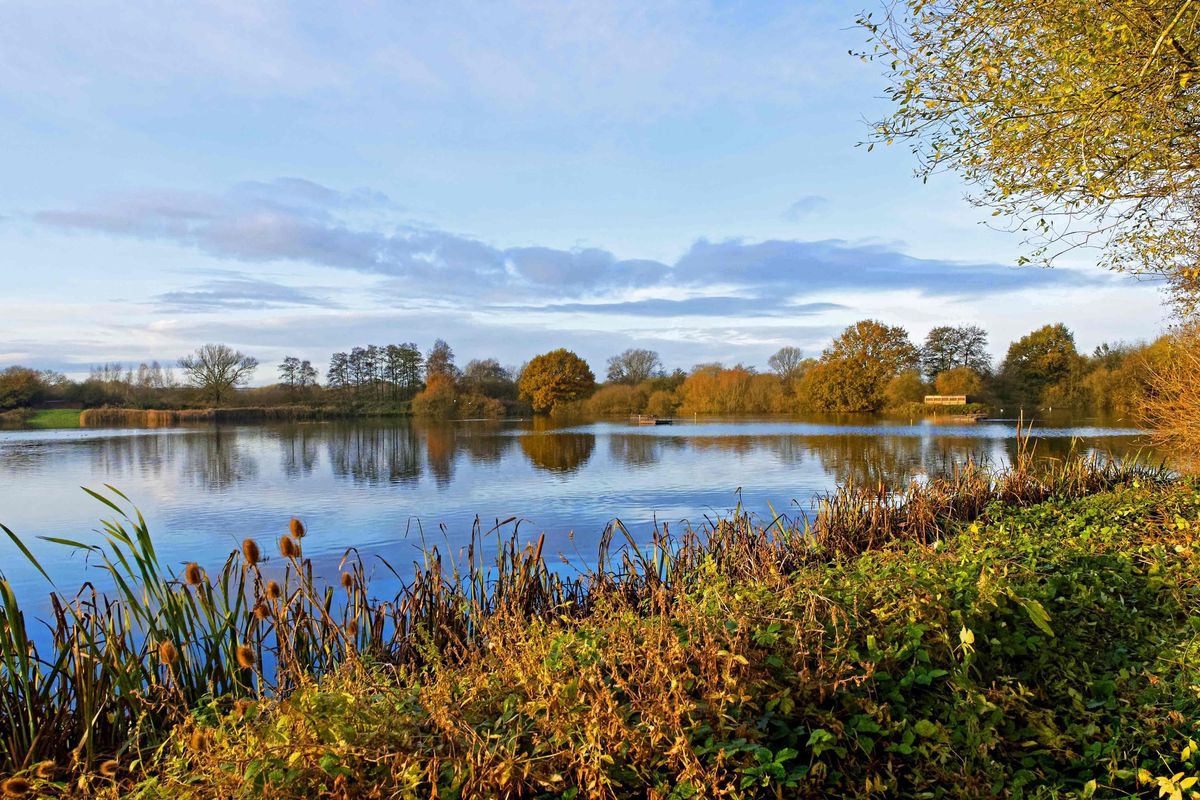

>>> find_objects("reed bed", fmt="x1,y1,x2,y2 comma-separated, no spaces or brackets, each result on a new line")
0,436,1173,786
78,406,353,428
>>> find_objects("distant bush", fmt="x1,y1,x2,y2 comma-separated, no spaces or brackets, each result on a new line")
645,389,679,418
890,401,991,418
0,366,47,410
934,366,984,398
585,384,649,416
411,374,458,418
456,393,505,419
883,370,927,408
676,366,785,415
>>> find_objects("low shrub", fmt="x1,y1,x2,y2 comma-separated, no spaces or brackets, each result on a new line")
889,401,992,418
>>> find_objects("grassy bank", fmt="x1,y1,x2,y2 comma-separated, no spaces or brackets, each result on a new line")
2,453,1197,798
0,408,81,429
27,409,82,428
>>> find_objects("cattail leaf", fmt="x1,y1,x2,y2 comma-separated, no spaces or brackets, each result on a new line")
1,524,52,585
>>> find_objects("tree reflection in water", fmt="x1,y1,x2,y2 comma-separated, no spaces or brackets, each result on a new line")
422,424,457,486
182,427,258,490
326,423,420,486
458,422,516,466
520,430,596,474
277,424,320,479
607,434,683,469
83,431,176,480
807,434,930,487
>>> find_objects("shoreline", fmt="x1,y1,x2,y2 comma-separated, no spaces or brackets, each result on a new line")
2,403,1134,434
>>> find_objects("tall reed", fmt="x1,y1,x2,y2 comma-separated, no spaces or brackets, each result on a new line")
77,406,350,428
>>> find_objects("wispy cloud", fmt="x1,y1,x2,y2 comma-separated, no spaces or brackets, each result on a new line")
37,179,1105,316
154,274,341,312
505,298,846,318
783,195,828,220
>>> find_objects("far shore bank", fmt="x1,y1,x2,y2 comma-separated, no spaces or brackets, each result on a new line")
0,401,1139,433
0,404,414,430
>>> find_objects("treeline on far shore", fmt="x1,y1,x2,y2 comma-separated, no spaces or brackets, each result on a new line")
0,320,1190,426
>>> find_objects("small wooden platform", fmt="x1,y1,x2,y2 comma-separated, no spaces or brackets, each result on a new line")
633,415,673,425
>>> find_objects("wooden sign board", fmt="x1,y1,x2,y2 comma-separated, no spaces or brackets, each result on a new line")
924,395,968,406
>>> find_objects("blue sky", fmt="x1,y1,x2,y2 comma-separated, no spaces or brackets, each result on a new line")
0,0,1172,380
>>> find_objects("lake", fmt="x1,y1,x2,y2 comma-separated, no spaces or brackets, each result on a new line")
0,416,1152,604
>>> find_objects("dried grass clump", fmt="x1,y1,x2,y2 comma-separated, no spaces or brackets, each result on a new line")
78,406,342,429
78,408,213,428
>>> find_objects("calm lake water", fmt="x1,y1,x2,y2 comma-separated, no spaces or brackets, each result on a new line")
0,416,1152,604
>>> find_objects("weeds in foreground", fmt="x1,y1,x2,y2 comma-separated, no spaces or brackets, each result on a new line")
0,438,1182,796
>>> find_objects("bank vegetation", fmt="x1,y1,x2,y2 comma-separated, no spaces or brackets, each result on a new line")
0,444,1195,797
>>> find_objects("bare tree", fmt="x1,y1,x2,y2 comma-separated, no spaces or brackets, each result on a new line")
606,348,663,384
179,344,258,405
767,346,805,381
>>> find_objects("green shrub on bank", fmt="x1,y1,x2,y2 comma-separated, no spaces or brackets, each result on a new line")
889,401,992,418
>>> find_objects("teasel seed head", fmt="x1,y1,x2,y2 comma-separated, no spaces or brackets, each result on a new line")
99,759,119,778
33,761,56,780
279,535,300,559
1,777,31,797
253,602,271,621
266,580,282,600
157,639,179,666
184,562,203,586
340,571,354,591
241,538,261,566
289,517,306,538
235,644,256,669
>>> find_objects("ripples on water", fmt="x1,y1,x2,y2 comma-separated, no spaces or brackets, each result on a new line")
0,416,1153,601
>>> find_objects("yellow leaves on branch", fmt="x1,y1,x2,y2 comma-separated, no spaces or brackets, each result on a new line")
861,0,1200,307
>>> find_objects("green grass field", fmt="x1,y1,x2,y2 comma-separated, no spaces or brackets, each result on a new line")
26,408,82,428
